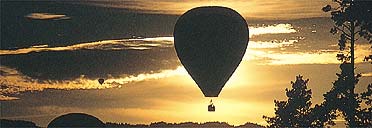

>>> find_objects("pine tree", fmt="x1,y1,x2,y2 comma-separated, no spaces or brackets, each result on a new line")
263,75,315,127
355,84,372,126
322,0,372,126
323,63,361,126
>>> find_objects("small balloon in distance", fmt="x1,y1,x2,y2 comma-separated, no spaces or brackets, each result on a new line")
98,78,104,85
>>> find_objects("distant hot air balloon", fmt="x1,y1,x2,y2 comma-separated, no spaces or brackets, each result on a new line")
174,6,249,110
98,78,105,85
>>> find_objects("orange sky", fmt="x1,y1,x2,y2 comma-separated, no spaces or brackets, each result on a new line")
86,0,333,19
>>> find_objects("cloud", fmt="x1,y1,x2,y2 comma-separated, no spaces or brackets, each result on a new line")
1,21,369,96
0,23,370,64
243,44,371,65
0,24,295,55
361,72,372,77
249,24,297,37
0,22,300,91
0,66,187,100
0,95,19,101
25,13,70,20
249,40,298,49
0,37,173,55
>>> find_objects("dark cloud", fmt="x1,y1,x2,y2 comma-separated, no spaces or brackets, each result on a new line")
1,1,178,49
0,47,179,80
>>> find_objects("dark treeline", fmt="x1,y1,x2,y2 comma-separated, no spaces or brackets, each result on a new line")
0,119,40,128
0,119,264,128
106,121,264,128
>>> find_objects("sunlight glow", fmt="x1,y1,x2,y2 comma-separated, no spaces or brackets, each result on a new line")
243,44,371,65
85,0,330,19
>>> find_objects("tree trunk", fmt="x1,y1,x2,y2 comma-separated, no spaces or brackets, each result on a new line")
348,20,357,127
351,22,355,77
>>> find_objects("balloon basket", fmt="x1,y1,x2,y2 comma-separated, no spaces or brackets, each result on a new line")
208,105,215,112
208,99,215,112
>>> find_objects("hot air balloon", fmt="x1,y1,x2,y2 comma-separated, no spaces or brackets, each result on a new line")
98,78,104,85
174,6,249,111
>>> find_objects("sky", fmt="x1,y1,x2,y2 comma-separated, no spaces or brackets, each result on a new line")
84,0,332,19
0,0,371,127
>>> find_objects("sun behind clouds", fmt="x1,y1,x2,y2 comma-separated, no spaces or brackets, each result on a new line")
84,0,331,19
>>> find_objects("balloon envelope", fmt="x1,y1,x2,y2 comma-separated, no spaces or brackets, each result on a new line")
174,6,249,97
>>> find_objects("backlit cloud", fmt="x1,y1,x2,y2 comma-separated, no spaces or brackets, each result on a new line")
361,72,372,77
0,37,173,55
1,23,370,66
243,44,371,65
25,13,70,20
0,66,187,101
249,40,298,49
249,24,297,37
0,24,295,55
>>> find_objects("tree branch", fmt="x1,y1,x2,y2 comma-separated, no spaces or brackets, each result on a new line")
335,26,352,40
334,0,342,5
355,30,361,35
343,22,351,31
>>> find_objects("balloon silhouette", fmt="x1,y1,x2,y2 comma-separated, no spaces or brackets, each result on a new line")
98,78,104,85
174,6,249,97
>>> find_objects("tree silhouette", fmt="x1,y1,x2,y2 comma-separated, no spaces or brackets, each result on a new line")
322,0,372,66
323,63,361,126
322,0,372,126
263,75,325,127
100,121,265,128
263,1,371,127
0,119,39,128
356,84,372,126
